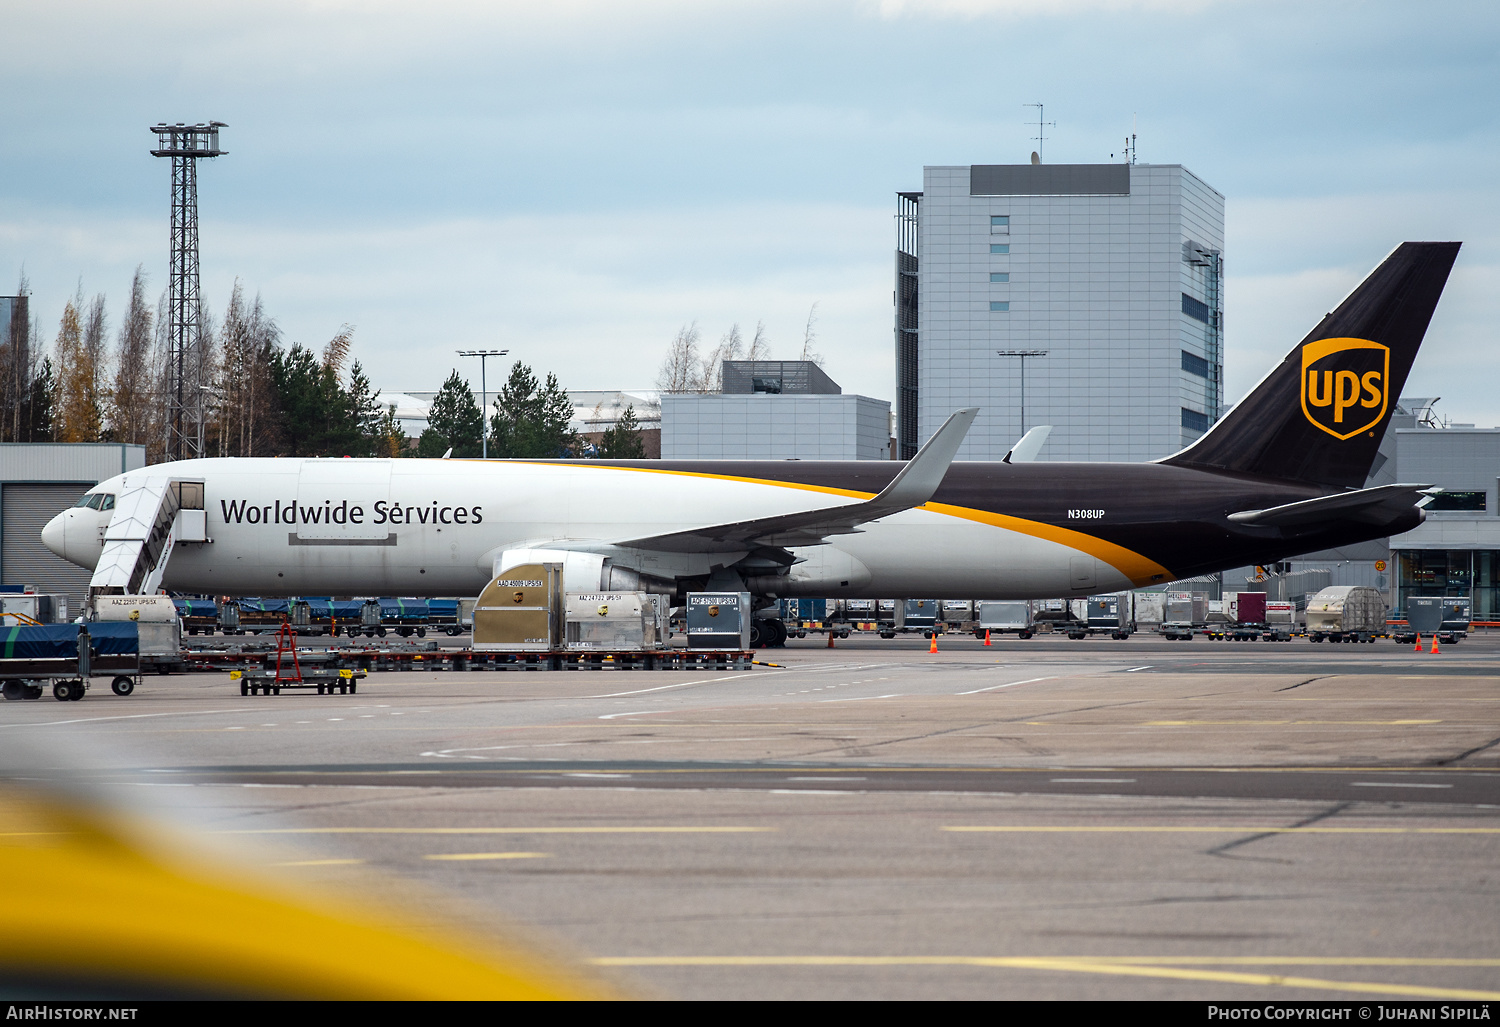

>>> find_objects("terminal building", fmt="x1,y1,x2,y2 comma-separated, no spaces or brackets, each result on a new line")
895,161,1224,461
0,443,147,613
661,361,891,460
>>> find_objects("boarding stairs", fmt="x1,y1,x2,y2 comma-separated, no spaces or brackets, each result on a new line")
89,477,207,601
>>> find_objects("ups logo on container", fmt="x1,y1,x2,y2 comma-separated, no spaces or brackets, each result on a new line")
1300,337,1389,440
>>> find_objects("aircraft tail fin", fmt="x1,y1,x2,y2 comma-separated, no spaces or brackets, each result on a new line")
1163,241,1460,489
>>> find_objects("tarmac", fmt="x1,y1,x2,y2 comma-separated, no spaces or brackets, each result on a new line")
3,631,1498,1000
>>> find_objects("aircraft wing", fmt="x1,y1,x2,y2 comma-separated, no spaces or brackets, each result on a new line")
616,408,978,554
1227,483,1434,528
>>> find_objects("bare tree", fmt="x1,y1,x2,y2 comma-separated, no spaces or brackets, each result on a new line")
108,267,155,446
799,302,823,365
656,321,704,393
1,272,32,442
748,320,770,361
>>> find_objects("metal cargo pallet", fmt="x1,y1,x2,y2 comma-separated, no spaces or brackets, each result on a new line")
230,666,365,695
212,646,754,679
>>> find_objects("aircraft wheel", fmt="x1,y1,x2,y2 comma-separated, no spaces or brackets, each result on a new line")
111,676,134,696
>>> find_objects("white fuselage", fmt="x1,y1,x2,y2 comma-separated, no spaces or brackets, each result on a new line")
44,457,1137,599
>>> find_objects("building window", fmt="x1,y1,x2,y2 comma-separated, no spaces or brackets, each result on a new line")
989,301,1010,312
1181,293,1211,324
1181,407,1209,433
989,272,1010,283
1181,350,1209,378
1426,491,1487,512
990,244,1010,254
990,215,1010,234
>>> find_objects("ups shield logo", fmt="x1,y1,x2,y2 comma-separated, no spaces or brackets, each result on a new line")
1300,337,1389,440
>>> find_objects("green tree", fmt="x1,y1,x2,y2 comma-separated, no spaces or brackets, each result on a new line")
269,343,324,456
595,404,645,459
417,370,483,458
373,402,408,457
489,362,578,458
345,360,384,456
27,357,54,442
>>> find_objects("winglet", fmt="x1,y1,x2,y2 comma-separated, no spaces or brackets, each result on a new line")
1003,425,1051,464
871,408,977,509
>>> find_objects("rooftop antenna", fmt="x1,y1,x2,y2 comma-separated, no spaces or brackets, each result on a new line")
151,121,226,461
1127,112,1137,165
1024,103,1055,163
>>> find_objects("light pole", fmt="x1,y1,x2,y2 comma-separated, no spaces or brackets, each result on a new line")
457,349,508,459
996,350,1048,436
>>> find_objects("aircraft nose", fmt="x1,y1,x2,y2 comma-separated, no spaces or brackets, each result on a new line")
41,512,67,560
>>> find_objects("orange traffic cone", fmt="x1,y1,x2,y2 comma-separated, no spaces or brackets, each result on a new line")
1414,633,1422,652
1431,634,1440,654
929,634,939,654
983,629,992,646
826,631,836,648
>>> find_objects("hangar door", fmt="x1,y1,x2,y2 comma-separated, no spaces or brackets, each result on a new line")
3,482,95,614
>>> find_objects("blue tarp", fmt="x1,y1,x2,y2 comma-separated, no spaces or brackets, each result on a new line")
379,598,429,622
173,599,218,618
0,623,139,659
238,598,290,615
427,598,458,620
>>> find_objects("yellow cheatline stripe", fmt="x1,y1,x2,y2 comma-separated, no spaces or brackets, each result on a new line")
219,826,775,835
498,461,1177,587
0,790,606,999
942,826,1500,834
922,501,1174,586
587,955,1500,1000
423,853,550,861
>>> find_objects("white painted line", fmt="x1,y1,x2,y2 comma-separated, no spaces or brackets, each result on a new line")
0,707,261,729
1350,781,1453,789
817,693,902,703
956,676,1055,696
598,710,670,720
1125,666,1153,673
583,673,751,698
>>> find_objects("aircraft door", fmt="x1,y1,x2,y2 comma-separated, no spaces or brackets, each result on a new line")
1069,555,1098,591
293,461,394,542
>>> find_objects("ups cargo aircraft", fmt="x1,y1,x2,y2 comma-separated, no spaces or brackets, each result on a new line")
44,241,1458,643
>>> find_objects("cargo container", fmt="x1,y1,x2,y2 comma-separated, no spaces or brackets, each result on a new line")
939,600,974,630
843,598,879,632
565,592,660,651
1160,591,1207,640
236,598,290,634
687,592,751,650
975,600,1033,639
1,592,68,626
92,594,183,673
1130,592,1166,633
380,597,430,638
1395,597,1470,645
1305,586,1386,643
1264,600,1297,641
896,599,940,638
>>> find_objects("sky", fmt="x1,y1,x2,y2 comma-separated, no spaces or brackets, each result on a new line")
4,0,1498,428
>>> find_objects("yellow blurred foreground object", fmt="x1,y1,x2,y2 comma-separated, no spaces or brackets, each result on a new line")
0,788,598,999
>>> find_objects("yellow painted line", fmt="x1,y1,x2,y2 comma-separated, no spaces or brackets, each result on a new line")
272,859,366,866
1143,720,1442,726
220,827,775,835
423,853,550,861
587,955,1500,1000
942,826,1500,834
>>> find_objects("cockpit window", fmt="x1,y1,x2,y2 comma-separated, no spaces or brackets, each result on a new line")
74,494,100,509
72,493,114,511
99,494,115,511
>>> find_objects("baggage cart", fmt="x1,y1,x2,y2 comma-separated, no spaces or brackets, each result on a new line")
0,624,142,702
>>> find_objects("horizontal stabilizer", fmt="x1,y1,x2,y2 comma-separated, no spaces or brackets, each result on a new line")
617,407,978,553
1227,483,1434,528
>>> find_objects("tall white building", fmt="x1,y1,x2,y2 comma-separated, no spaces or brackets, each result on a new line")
896,162,1224,461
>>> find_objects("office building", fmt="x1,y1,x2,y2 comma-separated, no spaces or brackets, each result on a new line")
896,162,1225,461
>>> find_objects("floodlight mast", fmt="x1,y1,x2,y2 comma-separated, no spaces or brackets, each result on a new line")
996,349,1048,435
457,349,509,458
151,122,227,462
